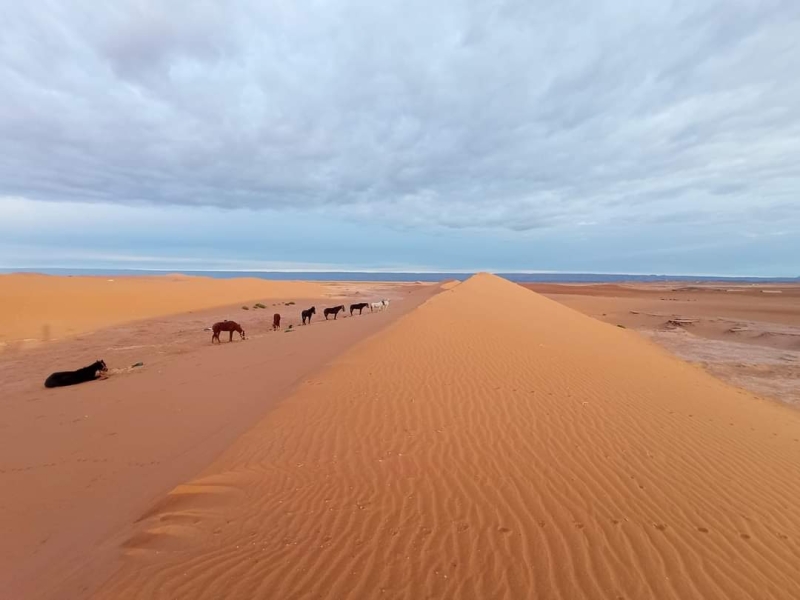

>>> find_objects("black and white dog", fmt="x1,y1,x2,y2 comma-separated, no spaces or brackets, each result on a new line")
45,359,108,388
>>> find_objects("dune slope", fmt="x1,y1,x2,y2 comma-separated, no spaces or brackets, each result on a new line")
95,274,800,600
0,273,325,344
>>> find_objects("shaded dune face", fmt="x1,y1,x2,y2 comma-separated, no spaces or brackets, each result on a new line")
96,273,800,600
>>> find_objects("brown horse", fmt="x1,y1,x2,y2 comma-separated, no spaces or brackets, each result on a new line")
211,320,246,343
272,313,281,331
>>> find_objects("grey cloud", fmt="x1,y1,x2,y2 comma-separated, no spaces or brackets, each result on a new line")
2,0,800,231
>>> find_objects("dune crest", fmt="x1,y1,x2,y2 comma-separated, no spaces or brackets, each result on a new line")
96,274,800,600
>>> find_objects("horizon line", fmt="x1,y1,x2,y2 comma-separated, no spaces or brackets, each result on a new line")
1,266,797,280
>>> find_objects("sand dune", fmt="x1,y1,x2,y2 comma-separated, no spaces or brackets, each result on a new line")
0,283,434,600
0,273,325,345
93,274,800,599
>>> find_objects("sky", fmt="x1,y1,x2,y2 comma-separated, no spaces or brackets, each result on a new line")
1,0,799,275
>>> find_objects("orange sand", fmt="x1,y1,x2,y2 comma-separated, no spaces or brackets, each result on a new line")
0,274,324,344
0,282,435,600
440,279,461,290
94,274,800,599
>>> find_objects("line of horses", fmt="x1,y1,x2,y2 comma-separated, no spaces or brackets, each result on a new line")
45,299,393,387
210,299,390,343
44,299,393,387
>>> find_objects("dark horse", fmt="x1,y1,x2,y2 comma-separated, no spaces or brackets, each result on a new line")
350,302,369,316
272,313,281,331
301,306,316,325
211,320,246,343
324,305,345,320
45,359,107,388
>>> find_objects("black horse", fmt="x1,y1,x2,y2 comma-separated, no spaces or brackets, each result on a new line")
324,305,345,320
301,306,316,325
350,302,369,316
45,359,108,388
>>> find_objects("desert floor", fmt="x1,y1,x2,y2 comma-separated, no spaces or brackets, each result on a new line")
526,282,800,406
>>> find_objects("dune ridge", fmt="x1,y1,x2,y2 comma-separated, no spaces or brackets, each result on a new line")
0,273,325,344
95,273,800,599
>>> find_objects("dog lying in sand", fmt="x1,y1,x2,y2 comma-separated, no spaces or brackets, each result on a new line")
45,359,108,388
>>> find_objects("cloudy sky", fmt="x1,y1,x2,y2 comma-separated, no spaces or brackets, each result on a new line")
2,0,799,275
